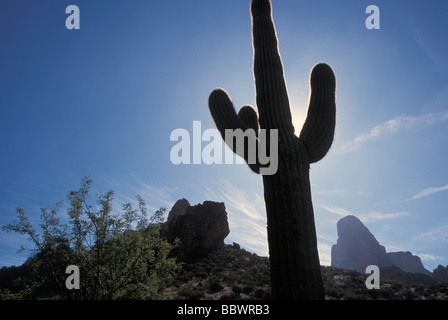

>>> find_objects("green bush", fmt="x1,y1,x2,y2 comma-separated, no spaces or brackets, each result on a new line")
1,177,182,300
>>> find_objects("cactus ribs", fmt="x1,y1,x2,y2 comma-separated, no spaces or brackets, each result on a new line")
208,0,336,299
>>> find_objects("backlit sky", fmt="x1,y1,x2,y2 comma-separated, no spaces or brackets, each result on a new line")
1,0,448,272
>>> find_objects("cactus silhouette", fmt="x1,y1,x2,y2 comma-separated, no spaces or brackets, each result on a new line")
208,0,336,299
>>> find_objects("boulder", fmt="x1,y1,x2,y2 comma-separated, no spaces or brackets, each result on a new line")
162,199,230,260
166,198,190,225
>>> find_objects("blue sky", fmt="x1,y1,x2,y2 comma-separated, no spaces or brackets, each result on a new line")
1,0,448,272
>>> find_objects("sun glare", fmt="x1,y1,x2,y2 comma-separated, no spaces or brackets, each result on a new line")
289,95,309,134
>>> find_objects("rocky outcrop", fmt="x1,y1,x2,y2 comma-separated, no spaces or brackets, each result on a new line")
331,215,392,273
162,199,230,260
388,251,431,276
331,215,433,276
166,198,190,225
433,265,448,283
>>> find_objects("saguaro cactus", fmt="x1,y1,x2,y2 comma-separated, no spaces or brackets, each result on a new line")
208,0,336,300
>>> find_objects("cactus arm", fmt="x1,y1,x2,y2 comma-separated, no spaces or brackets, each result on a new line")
208,88,246,136
209,89,261,174
299,63,336,163
238,105,259,136
251,0,294,133
237,105,262,174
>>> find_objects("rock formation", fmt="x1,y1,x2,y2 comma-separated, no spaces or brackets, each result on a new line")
388,251,431,276
331,215,392,273
331,215,432,275
165,198,190,225
162,199,230,260
433,265,448,283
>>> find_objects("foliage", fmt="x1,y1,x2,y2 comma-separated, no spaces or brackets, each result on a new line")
1,177,181,300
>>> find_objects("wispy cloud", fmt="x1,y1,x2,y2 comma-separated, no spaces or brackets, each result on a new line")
409,184,448,200
360,211,409,222
96,174,179,215
317,241,332,266
320,205,354,217
414,225,448,243
417,253,445,262
340,111,448,152
320,205,409,222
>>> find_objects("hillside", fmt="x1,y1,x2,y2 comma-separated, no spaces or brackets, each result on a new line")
2,242,447,300
165,243,448,300
1,198,447,300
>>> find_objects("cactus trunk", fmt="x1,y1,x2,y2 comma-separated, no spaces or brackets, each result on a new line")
262,141,324,299
208,0,336,299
